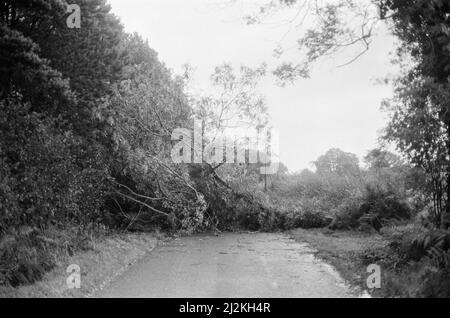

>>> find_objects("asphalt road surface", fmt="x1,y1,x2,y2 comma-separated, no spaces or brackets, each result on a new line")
99,233,354,298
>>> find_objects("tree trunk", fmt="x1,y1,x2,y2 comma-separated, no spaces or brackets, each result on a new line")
445,127,450,229
444,165,450,229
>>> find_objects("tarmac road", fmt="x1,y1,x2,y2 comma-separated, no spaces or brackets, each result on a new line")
99,232,354,298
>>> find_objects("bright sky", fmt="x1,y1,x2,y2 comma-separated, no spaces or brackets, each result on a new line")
109,0,398,173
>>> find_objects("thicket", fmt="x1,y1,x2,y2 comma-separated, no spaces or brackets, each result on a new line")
259,148,423,233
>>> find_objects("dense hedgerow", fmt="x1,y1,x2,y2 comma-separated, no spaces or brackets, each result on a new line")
0,99,109,230
0,98,110,285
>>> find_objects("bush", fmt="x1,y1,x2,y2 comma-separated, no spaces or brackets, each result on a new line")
295,211,333,229
360,186,411,221
329,186,411,232
329,198,363,230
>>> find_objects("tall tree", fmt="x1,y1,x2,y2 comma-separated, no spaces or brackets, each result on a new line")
381,0,450,227
0,0,73,115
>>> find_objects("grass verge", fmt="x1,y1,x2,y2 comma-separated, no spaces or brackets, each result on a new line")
0,232,158,298
289,228,387,296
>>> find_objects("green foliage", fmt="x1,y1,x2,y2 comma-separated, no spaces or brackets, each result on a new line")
268,148,419,232
359,224,450,297
295,210,333,229
101,32,209,234
329,198,364,230
381,0,450,228
0,98,110,231
0,24,74,115
327,179,412,231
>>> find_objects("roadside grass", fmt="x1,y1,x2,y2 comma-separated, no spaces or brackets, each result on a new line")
289,228,387,296
290,226,450,298
0,232,159,298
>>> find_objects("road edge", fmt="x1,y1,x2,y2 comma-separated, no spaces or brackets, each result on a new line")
0,232,158,298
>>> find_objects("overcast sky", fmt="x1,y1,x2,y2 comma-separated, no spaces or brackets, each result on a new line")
109,0,398,173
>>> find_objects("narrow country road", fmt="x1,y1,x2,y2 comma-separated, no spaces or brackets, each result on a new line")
99,233,355,298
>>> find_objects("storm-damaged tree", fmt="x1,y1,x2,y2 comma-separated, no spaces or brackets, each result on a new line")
184,63,270,187
106,43,276,232
101,33,209,233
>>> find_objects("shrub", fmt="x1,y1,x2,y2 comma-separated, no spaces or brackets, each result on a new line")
360,186,411,221
293,211,332,229
329,186,411,232
329,198,363,230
